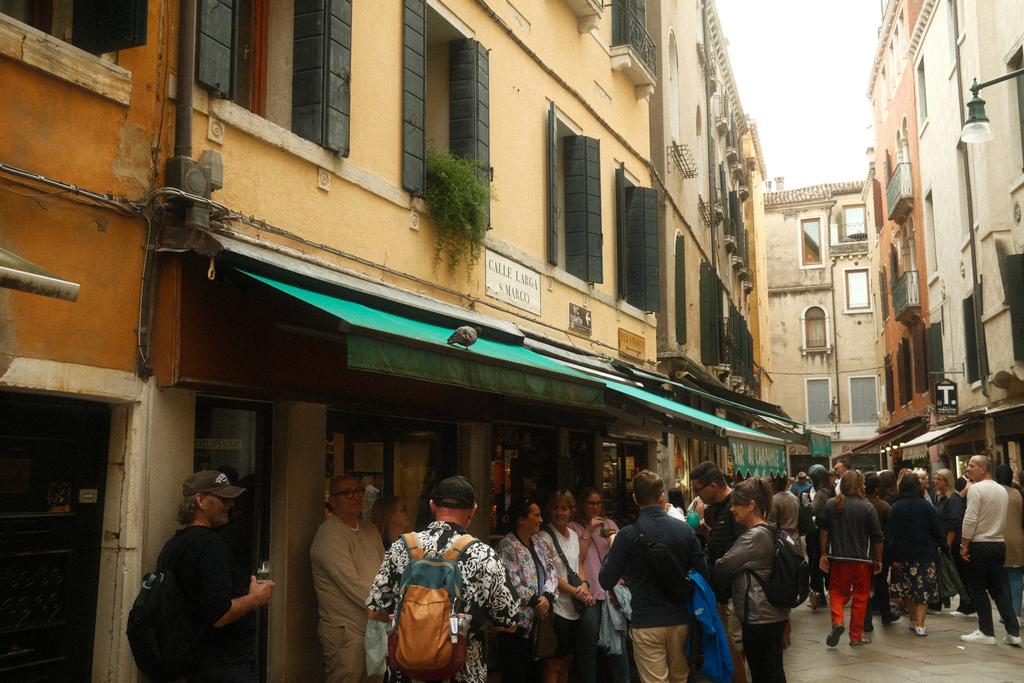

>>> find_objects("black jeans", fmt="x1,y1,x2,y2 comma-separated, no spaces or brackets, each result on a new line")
864,558,892,631
965,541,1019,637
741,620,787,683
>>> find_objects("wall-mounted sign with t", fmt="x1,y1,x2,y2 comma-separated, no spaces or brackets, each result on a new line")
934,379,958,416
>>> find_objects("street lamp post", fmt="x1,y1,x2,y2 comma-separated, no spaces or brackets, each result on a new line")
961,69,1024,143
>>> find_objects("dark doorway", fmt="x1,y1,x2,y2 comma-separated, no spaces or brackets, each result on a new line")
0,394,110,683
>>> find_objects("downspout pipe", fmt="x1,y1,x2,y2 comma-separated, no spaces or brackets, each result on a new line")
174,0,197,159
951,2,988,398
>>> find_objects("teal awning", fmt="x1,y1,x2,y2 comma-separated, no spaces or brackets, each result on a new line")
242,272,605,409
807,431,833,456
605,382,784,445
729,437,788,477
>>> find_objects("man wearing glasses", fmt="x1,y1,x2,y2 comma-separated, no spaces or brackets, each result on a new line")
311,474,387,682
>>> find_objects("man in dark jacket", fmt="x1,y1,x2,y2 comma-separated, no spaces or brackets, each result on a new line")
863,472,897,629
601,470,707,683
156,470,275,682
689,462,748,683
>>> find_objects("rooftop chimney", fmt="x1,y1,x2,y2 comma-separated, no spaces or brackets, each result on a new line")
774,176,785,192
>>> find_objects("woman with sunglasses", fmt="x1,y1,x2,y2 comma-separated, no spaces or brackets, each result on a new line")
369,495,411,551
567,487,630,683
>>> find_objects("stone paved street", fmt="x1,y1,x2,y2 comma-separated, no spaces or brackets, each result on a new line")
779,598,1024,683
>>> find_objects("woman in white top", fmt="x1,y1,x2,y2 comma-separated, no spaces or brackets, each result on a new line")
542,490,596,683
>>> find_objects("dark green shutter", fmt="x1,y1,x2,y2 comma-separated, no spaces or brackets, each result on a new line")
674,235,686,344
1007,254,1024,361
879,267,889,320
402,0,427,195
449,39,490,226
547,102,558,265
884,354,895,414
72,0,148,55
292,0,352,154
719,164,728,222
615,165,626,298
728,191,739,234
964,294,980,383
700,261,720,366
927,322,944,378
197,0,236,98
912,325,928,394
564,137,602,282
624,186,659,312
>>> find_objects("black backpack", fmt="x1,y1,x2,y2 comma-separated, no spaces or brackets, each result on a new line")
127,533,206,682
632,521,694,603
746,525,808,609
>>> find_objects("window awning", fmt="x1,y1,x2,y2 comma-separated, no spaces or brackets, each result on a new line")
848,418,926,454
604,382,787,475
900,418,982,449
0,247,79,302
242,271,606,409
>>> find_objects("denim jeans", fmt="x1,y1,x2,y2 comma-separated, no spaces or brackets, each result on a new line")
578,600,630,683
965,541,1019,637
1006,566,1023,615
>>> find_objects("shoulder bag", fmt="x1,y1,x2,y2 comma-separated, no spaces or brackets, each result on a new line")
542,527,588,615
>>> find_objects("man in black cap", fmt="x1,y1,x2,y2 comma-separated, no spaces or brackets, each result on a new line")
155,470,275,682
366,476,519,683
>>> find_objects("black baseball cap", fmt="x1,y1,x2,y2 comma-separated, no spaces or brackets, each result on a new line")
431,476,476,509
183,470,246,498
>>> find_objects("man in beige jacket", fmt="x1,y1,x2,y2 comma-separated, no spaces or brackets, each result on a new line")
311,474,386,682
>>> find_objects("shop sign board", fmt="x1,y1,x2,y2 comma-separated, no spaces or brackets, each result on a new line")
569,303,592,336
618,328,645,360
485,250,541,315
934,379,958,415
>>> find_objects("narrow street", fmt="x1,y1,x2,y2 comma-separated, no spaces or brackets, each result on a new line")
780,600,1023,682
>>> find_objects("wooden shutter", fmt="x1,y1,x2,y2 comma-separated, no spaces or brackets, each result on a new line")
1006,253,1024,361
964,294,980,383
927,322,944,378
884,354,895,414
196,0,236,98
615,165,626,298
449,39,489,176
401,0,427,195
873,178,883,231
912,325,928,394
675,235,686,344
624,186,659,312
564,136,603,283
72,0,148,55
879,266,890,320
897,339,909,405
547,102,558,265
700,261,720,366
292,0,352,154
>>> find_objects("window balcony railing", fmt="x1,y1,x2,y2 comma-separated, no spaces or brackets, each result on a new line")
610,2,659,78
886,162,913,223
892,270,921,324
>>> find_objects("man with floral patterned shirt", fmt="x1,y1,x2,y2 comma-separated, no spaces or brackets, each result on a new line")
366,476,519,683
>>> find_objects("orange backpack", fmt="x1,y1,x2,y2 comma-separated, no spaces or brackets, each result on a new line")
387,532,478,679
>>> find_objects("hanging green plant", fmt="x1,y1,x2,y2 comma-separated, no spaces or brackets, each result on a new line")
425,148,492,277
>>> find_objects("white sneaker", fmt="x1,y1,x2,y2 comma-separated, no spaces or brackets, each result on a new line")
909,621,917,631
1004,635,1022,646
961,630,997,644
915,626,927,637
949,610,976,617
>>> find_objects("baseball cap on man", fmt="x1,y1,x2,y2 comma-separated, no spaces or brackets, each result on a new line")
797,472,807,478
183,470,246,498
431,476,476,509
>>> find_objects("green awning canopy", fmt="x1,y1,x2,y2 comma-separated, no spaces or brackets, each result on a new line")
729,437,788,477
242,271,605,409
807,431,833,456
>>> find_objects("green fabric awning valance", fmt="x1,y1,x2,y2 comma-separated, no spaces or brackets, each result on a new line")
729,437,788,477
242,271,605,409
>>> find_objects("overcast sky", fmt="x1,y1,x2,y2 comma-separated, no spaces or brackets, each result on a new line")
715,0,884,191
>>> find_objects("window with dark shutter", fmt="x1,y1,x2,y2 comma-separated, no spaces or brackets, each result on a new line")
1006,253,1024,361
912,325,928,394
449,38,490,227
623,186,659,312
884,354,895,414
700,261,720,366
897,339,908,405
615,165,627,299
564,136,603,283
401,0,427,195
873,178,884,232
879,267,890,320
72,0,149,55
927,321,944,379
675,235,686,344
964,294,980,383
292,0,352,154
547,103,558,265
196,0,236,98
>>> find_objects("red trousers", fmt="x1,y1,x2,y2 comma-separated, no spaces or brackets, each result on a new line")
828,561,873,643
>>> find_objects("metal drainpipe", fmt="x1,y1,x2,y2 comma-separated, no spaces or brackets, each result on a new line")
828,208,842,431
175,0,197,159
951,1,989,397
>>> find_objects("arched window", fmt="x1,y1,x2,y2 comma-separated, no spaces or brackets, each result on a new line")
804,306,827,349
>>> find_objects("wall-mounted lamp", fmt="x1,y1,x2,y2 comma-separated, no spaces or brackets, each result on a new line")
961,69,1024,143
